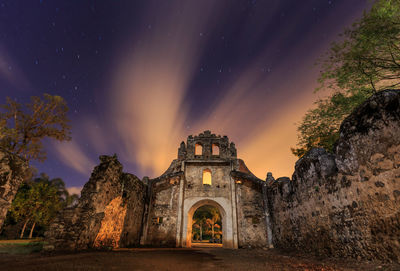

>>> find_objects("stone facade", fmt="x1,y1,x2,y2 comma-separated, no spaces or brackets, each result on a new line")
141,131,270,249
0,149,28,230
266,90,400,262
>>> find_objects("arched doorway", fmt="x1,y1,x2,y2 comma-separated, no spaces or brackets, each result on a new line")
191,205,222,247
182,198,235,248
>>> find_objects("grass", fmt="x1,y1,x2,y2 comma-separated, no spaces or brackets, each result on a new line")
0,238,44,254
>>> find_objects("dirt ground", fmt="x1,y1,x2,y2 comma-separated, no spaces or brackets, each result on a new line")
0,248,399,271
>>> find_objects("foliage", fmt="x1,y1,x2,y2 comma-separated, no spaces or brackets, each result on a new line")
8,174,79,238
0,94,71,163
292,0,400,157
291,91,370,157
318,0,400,93
192,205,222,241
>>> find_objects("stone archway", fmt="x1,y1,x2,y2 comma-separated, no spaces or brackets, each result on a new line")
181,197,237,248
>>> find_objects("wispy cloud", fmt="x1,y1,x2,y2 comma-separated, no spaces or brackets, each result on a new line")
62,1,366,180
0,45,30,91
53,140,95,175
109,1,224,177
66,186,82,196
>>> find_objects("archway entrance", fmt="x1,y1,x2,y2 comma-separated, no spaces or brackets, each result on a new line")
183,198,234,248
191,205,222,247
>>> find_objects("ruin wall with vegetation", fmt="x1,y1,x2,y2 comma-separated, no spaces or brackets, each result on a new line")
267,90,400,262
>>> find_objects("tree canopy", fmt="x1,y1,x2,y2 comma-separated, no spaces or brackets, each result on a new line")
0,93,71,163
292,0,400,157
8,174,79,238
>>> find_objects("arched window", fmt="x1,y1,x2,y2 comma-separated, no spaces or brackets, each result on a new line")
212,144,220,156
195,143,203,156
203,169,212,185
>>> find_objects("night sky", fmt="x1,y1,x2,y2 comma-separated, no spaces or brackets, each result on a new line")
0,0,369,193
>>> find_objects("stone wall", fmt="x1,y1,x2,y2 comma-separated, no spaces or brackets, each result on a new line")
236,179,269,248
267,90,400,262
143,176,181,246
0,149,28,230
45,155,146,250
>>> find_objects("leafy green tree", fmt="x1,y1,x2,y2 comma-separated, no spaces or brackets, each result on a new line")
9,174,78,238
292,92,370,157
292,0,400,157
318,0,400,94
0,93,71,163
8,183,32,238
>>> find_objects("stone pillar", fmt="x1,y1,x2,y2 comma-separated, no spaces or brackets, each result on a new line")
263,172,274,248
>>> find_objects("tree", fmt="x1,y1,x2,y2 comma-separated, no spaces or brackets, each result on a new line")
208,209,221,239
292,0,400,157
9,174,77,238
291,91,370,157
8,183,32,238
192,216,207,241
191,205,222,241
318,0,400,94
0,93,71,230
0,93,71,163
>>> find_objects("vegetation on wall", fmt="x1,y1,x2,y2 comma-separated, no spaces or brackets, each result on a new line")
292,0,400,157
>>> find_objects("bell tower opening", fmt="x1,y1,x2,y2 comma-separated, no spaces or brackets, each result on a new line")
212,144,220,156
195,143,203,156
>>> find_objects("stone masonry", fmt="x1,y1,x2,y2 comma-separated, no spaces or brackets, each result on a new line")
141,131,270,249
45,155,145,250
266,89,400,262
46,132,271,250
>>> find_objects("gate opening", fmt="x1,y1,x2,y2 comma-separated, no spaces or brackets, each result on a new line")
191,205,222,247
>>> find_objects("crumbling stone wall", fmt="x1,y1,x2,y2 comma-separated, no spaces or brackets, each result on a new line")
267,90,400,262
143,176,181,246
236,179,269,248
46,155,146,250
0,149,28,230
231,159,270,248
140,159,183,247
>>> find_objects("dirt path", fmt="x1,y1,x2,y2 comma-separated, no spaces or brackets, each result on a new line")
0,248,398,271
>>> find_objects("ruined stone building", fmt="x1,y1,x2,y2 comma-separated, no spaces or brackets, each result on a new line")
45,90,400,262
46,131,272,250
140,130,271,249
